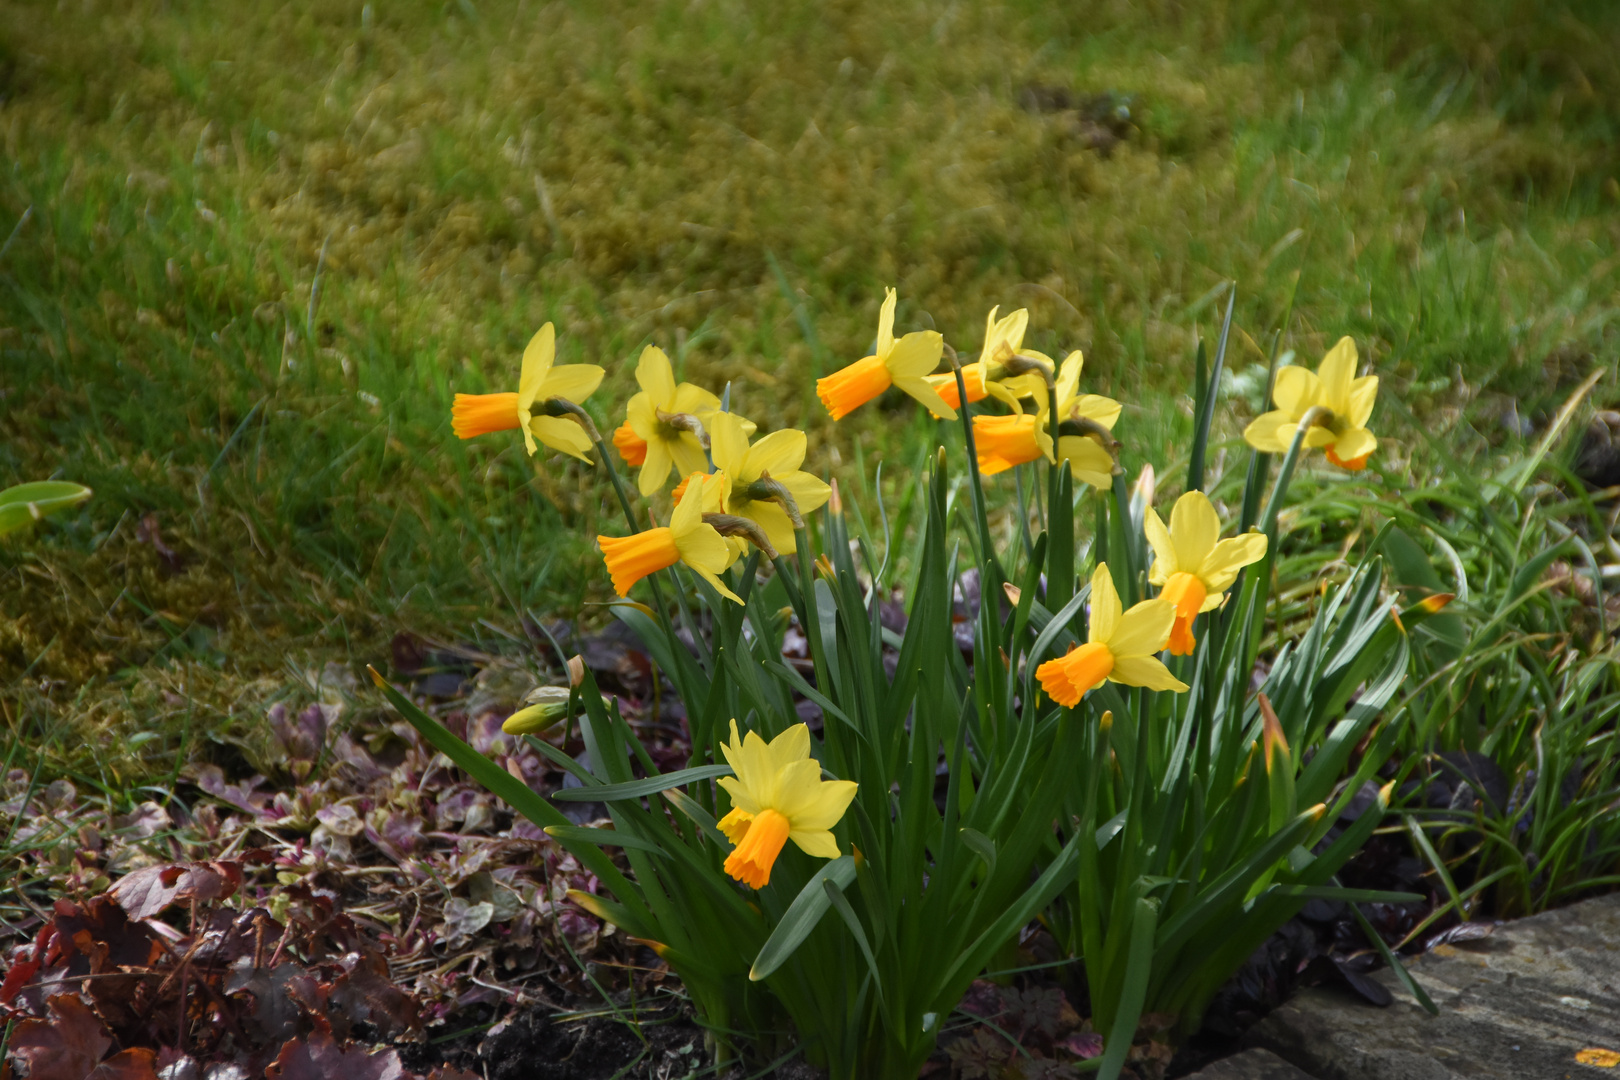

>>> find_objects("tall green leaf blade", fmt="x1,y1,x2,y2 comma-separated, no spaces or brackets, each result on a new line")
750,855,857,980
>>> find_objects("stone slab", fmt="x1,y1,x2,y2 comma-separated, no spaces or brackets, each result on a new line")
1182,1048,1319,1079
1246,892,1620,1079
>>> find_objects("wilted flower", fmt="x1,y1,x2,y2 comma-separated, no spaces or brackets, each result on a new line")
1144,492,1268,655
715,720,857,889
1036,563,1188,707
816,289,956,421
1242,337,1378,470
451,323,605,461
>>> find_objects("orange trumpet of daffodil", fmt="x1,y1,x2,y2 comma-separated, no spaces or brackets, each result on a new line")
816,289,957,421
927,306,1047,412
1242,337,1378,469
1144,491,1268,655
708,414,830,556
450,323,604,461
715,720,858,890
1036,563,1188,707
597,478,743,604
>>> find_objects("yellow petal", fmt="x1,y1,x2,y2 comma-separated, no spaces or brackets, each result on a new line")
1088,563,1122,644
1317,337,1358,412
747,428,808,478
876,288,897,358
709,412,749,475
1109,655,1190,693
671,382,722,415
1169,491,1220,574
540,363,604,405
776,471,831,515
717,775,763,816
530,415,594,462
782,776,858,832
636,345,678,405
669,434,712,481
786,828,842,860
689,563,744,605
1242,411,1292,453
670,476,706,534
893,375,958,421
1199,532,1268,592
983,306,1028,362
1070,394,1122,430
885,330,944,378
766,724,811,773
1332,426,1377,462
1348,375,1379,429
747,500,800,555
1057,435,1115,489
1271,365,1319,419
1107,598,1176,658
1144,506,1176,584
518,323,555,413
637,439,674,495
1054,350,1083,407
1303,425,1338,449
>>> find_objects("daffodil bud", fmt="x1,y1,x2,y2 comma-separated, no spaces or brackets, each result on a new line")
502,685,572,734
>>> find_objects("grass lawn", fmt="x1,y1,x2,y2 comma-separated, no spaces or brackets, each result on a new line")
2,0,1618,781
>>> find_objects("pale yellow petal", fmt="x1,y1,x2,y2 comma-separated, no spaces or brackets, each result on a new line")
540,363,605,404
776,471,831,515
671,383,722,415
1088,563,1121,644
748,500,800,555
1144,506,1176,585
1057,435,1115,489
1108,655,1189,693
529,416,594,462
1303,425,1337,449
1348,375,1379,429
1199,532,1268,592
1107,598,1176,658
766,724,811,773
747,429,808,478
689,563,744,605
885,330,944,378
669,434,712,480
1242,412,1292,453
1169,491,1220,573
625,393,658,439
1317,337,1358,413
781,775,858,831
1271,365,1319,419
1054,350,1083,408
717,775,762,816
636,345,678,406
518,323,554,412
876,288,897,357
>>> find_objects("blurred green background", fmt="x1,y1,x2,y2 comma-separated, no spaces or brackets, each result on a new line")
2,0,1617,751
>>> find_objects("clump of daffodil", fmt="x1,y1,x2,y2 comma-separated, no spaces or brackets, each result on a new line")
451,323,605,461
1036,563,1188,707
624,345,723,495
715,720,858,890
1243,337,1378,470
597,479,743,604
707,414,830,555
1144,491,1268,655
816,288,957,421
927,306,1052,412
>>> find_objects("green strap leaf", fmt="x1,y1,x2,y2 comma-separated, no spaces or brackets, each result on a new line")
551,764,735,801
1353,903,1438,1015
0,481,92,536
1098,895,1160,1080
543,824,667,855
749,855,857,981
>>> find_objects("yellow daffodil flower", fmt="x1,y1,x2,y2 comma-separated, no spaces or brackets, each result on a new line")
716,720,858,889
816,289,957,421
1243,337,1378,470
597,479,743,604
973,383,1054,475
1051,350,1122,488
624,345,722,495
927,306,1047,412
451,323,605,461
707,414,830,555
1036,563,1188,707
1144,491,1268,655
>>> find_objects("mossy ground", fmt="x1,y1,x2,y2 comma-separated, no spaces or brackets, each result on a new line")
2,0,1618,782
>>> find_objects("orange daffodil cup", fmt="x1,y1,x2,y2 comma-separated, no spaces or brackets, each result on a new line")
597,479,744,604
1243,336,1379,470
715,720,858,890
1036,564,1189,707
451,323,605,461
928,305,1049,411
1144,492,1268,655
817,289,958,421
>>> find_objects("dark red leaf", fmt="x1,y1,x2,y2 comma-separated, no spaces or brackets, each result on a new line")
325,951,419,1039
9,995,111,1080
264,1031,405,1080
109,867,183,920
87,1050,160,1080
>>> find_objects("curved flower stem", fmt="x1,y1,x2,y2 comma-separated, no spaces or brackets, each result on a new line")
540,396,603,444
